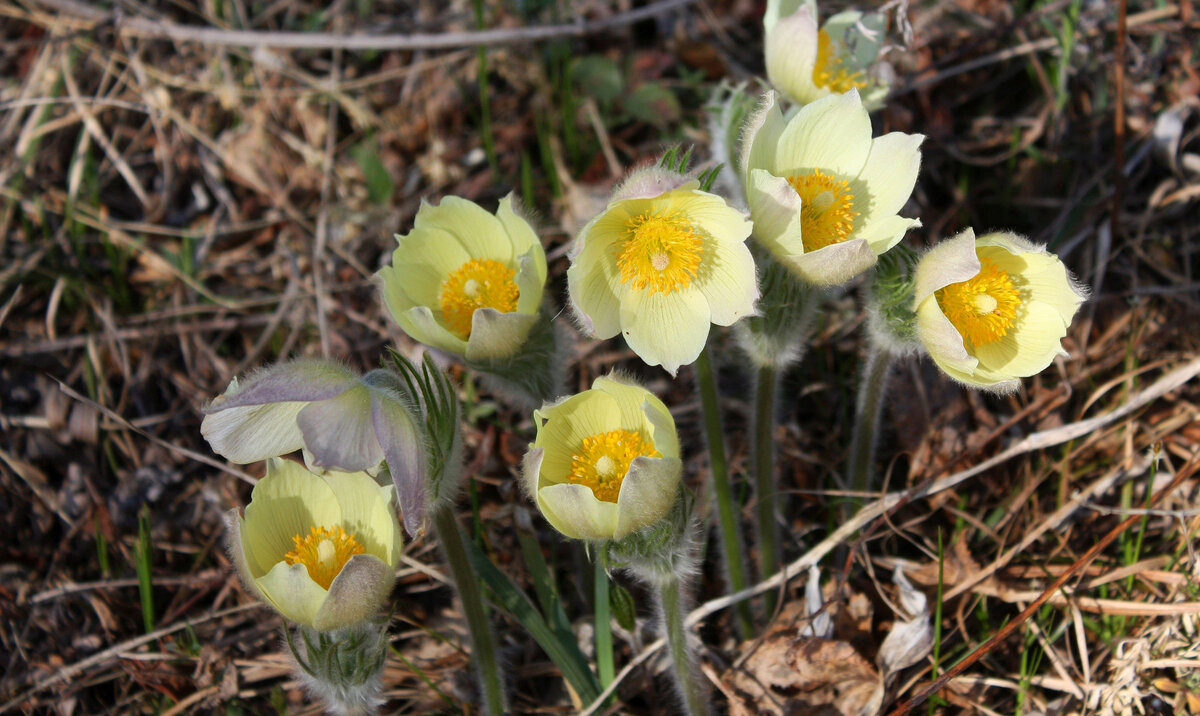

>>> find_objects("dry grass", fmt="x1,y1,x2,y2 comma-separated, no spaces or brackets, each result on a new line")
1,0,1199,714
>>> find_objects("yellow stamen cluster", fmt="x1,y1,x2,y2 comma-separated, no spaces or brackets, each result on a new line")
786,170,859,252
438,258,520,340
813,29,868,93
568,429,660,503
936,257,1023,348
284,525,366,590
616,211,704,295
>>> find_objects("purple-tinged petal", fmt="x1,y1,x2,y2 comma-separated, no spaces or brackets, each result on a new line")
297,385,382,473
371,389,428,536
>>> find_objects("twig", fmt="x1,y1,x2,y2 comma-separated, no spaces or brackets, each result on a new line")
23,0,698,50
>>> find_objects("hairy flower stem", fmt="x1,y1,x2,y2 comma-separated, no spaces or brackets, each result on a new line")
694,347,755,637
657,573,710,716
752,363,781,617
847,345,895,502
594,557,615,689
431,505,506,716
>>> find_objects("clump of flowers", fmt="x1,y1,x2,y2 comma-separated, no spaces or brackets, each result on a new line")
522,373,682,541
764,0,890,109
377,194,547,362
742,89,922,287
566,165,757,375
913,229,1087,391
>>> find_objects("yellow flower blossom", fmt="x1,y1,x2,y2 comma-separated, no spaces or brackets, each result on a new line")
742,90,922,286
377,194,548,361
228,459,403,631
522,375,682,541
764,0,890,109
567,177,757,375
913,229,1086,391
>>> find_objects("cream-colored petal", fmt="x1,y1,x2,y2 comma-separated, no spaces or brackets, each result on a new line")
912,228,979,305
784,238,877,286
592,375,658,433
225,509,265,602
763,0,811,34
297,387,383,473
394,227,472,283
398,306,469,356
465,309,539,362
321,471,397,564
775,90,871,178
613,456,683,539
535,391,624,484
417,197,514,265
667,190,752,246
522,447,546,498
914,298,975,372
747,169,805,251
255,561,328,627
567,254,623,339
856,215,921,255
242,459,341,578
497,194,543,266
536,483,619,541
696,238,758,326
742,92,788,177
847,132,923,225
201,401,306,464
514,248,546,315
639,394,680,459
983,245,1085,321
973,301,1069,379
618,288,712,376
765,5,822,107
312,553,396,631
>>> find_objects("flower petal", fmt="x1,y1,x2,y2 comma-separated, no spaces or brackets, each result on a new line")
618,289,711,376
746,168,806,252
535,390,623,484
224,509,265,601
614,456,682,539
514,248,546,315
297,386,383,473
765,5,822,107
567,250,623,339
856,214,922,255
201,401,307,464
417,197,514,265
369,389,427,538
697,237,759,326
742,92,788,177
242,459,342,578
322,469,402,565
775,90,871,178
914,298,976,376
465,308,539,362
396,305,469,356
312,553,396,631
973,301,1069,380
255,561,329,627
784,238,877,286
496,195,544,271
640,393,680,460
912,228,979,305
536,483,619,541
848,132,924,225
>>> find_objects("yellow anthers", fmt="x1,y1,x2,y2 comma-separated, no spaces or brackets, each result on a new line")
285,525,366,590
438,258,520,340
616,211,705,295
813,29,868,93
568,429,660,503
786,170,859,253
935,258,1022,348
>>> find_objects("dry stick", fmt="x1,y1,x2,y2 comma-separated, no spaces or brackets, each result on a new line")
27,0,698,50
1113,0,1127,245
0,603,258,711
578,356,1200,715
887,455,1198,716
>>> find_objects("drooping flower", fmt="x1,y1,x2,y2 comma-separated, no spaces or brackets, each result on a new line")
522,374,682,541
764,0,890,109
200,359,427,535
566,169,757,375
227,458,403,631
913,229,1086,391
377,194,548,362
742,89,922,287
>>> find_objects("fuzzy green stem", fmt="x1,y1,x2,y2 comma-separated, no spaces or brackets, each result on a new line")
658,574,710,716
752,363,781,617
848,347,895,499
594,557,614,690
431,505,506,716
694,347,755,637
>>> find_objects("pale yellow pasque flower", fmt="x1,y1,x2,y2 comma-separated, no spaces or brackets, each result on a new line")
522,375,682,541
764,0,890,109
228,458,403,631
567,170,757,376
742,89,922,287
377,194,548,361
913,229,1086,392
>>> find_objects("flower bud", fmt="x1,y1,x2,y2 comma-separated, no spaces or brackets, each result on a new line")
912,229,1087,392
227,458,403,632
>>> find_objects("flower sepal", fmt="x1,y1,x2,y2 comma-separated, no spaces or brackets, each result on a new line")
286,619,389,716
734,250,821,367
464,308,566,410
866,243,922,354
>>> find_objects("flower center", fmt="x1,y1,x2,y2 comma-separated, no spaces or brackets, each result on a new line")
813,29,868,93
615,211,704,295
935,257,1023,348
284,525,366,590
786,170,859,252
438,258,520,340
568,429,660,503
